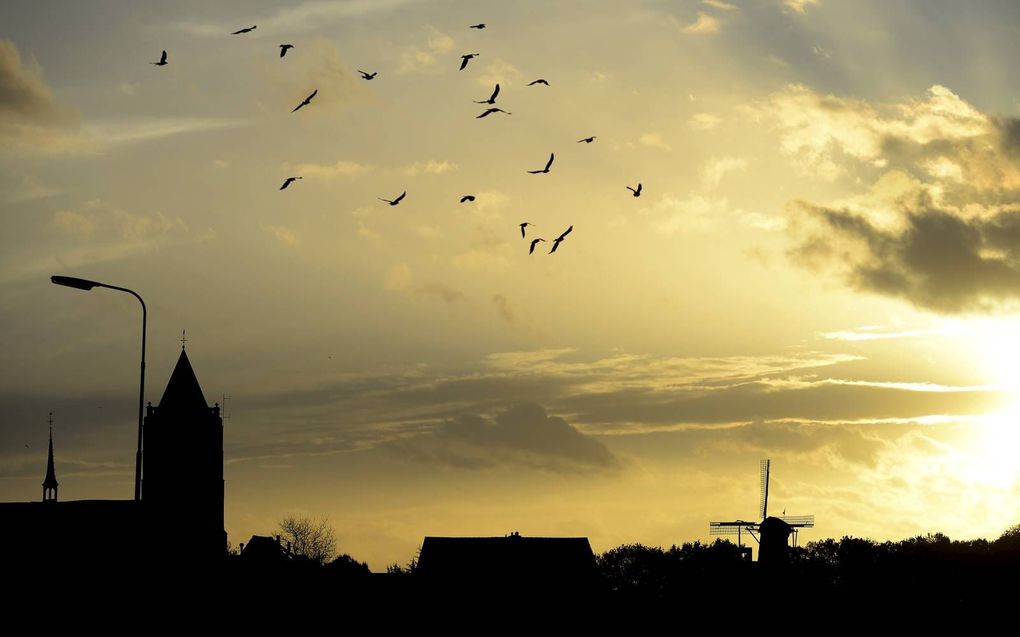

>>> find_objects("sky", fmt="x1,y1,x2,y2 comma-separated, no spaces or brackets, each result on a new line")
2,0,1020,570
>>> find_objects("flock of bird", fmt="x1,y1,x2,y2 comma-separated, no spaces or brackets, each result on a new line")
151,21,645,255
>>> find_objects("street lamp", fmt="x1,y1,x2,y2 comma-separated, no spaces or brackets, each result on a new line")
51,275,146,501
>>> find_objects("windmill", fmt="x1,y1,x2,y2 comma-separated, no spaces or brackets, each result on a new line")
708,459,814,564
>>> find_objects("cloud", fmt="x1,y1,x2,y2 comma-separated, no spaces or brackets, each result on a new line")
84,118,245,146
418,283,464,305
638,131,671,151
681,13,721,34
475,59,523,88
178,0,418,36
703,0,738,10
397,27,456,74
290,159,372,179
402,159,458,176
391,403,620,473
702,156,748,190
688,112,722,131
492,294,515,324
262,39,365,112
771,84,1020,312
384,263,414,291
53,210,95,239
0,39,87,154
264,225,302,248
784,0,820,14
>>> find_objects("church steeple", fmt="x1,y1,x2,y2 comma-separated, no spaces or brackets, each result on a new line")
42,412,58,502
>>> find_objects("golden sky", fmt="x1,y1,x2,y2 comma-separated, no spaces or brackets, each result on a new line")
2,0,1020,569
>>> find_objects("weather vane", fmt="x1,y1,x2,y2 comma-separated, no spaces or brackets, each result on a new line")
181,329,187,350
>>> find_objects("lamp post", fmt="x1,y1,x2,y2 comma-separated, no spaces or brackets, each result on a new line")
51,275,146,502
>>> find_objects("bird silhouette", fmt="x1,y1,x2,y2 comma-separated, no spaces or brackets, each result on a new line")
549,226,573,253
469,24,486,29
379,191,406,206
477,107,511,118
279,44,294,58
280,177,302,190
527,153,554,174
520,222,534,238
578,136,596,144
232,25,257,35
460,195,476,203
527,79,549,86
474,83,500,104
529,238,546,254
459,54,480,70
358,70,377,80
151,50,168,66
292,89,318,113
627,183,642,197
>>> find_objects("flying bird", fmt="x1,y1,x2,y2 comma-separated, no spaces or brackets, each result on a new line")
379,191,406,206
279,44,294,58
520,222,534,238
232,25,257,35
529,238,546,254
549,226,573,254
358,70,377,80
280,177,302,190
151,50,168,66
459,54,480,70
474,83,500,104
527,153,554,174
476,107,511,119
578,136,596,144
527,79,549,86
460,195,476,203
469,24,486,29
291,89,318,113
627,183,642,197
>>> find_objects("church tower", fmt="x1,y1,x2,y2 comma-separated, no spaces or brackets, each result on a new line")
142,342,225,559
42,412,58,503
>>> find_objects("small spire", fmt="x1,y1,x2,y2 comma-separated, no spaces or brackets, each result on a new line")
181,329,187,350
43,412,59,502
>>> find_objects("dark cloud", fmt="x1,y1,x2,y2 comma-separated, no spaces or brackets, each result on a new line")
791,200,1020,312
389,403,620,473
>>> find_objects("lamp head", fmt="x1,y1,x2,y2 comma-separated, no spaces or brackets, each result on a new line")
51,275,101,291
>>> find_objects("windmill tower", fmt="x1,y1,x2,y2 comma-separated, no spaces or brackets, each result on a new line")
708,459,814,564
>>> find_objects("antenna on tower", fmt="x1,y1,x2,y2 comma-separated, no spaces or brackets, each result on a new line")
221,393,232,421
760,459,770,520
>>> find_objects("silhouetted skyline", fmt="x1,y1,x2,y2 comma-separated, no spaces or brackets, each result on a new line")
2,1,1020,571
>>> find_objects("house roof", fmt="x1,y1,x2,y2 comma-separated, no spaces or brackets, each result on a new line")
416,534,596,579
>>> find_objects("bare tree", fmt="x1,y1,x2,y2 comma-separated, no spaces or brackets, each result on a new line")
277,515,338,565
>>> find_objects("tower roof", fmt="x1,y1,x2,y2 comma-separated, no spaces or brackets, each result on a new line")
158,349,209,411
43,416,58,489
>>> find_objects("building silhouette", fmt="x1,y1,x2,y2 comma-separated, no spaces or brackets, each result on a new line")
0,345,226,570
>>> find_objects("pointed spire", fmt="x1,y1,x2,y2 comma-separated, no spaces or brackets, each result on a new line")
43,412,58,502
158,348,208,411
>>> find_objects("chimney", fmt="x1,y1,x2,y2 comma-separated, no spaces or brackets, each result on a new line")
239,542,245,554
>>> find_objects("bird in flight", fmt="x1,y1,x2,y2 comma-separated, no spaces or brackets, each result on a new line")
460,54,480,70
529,238,546,254
527,153,555,174
279,44,294,58
477,107,511,119
460,195,476,203
474,83,500,104
469,23,486,29
151,50,168,66
578,136,596,144
280,177,302,190
292,89,318,113
232,25,257,35
379,191,407,206
520,222,534,238
627,183,642,197
549,226,573,253
358,70,377,80
527,79,549,86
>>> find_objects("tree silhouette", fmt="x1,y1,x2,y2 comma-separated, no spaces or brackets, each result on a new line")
277,515,338,565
